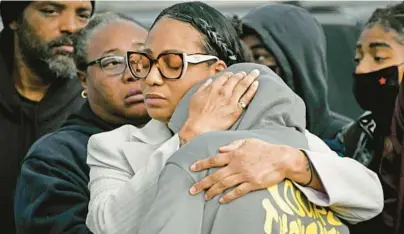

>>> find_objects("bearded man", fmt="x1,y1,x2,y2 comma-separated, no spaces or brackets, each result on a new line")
0,1,95,233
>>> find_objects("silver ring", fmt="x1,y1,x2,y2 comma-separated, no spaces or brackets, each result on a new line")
238,101,247,109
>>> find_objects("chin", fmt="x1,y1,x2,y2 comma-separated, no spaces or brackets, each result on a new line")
147,109,170,123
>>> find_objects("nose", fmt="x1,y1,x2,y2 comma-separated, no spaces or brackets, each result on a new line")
144,65,164,86
59,12,81,34
123,66,136,83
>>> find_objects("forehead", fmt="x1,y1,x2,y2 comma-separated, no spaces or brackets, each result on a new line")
88,21,147,58
357,23,402,49
29,1,92,10
145,17,203,56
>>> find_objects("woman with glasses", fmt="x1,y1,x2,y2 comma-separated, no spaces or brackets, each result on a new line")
13,12,151,234
86,2,383,234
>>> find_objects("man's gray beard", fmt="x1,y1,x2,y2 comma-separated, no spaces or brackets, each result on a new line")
16,19,77,83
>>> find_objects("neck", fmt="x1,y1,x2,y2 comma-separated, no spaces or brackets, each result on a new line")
89,102,150,128
13,42,50,102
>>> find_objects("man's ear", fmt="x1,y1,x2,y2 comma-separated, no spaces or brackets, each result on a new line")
77,70,88,89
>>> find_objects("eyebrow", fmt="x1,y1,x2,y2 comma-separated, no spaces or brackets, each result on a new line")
141,48,185,57
76,6,92,14
356,42,392,50
101,48,119,56
37,1,65,9
250,44,267,50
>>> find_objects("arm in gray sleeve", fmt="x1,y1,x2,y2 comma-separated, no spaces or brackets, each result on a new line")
137,164,204,234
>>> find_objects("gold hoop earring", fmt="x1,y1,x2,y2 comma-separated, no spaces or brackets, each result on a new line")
81,90,88,99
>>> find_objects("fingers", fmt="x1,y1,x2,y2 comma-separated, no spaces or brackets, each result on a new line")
238,80,259,109
219,182,254,204
195,78,213,94
219,139,246,153
231,69,260,102
190,152,231,171
210,72,233,93
189,167,233,195
204,174,244,200
221,72,247,96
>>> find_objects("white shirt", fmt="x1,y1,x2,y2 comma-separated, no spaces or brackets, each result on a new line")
86,120,383,234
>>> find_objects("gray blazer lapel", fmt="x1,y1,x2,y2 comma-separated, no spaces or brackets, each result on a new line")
121,120,173,173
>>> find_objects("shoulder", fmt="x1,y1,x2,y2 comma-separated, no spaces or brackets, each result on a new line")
21,125,94,175
86,124,140,168
26,125,90,161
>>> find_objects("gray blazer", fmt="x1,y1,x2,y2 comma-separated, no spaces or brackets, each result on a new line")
138,63,349,234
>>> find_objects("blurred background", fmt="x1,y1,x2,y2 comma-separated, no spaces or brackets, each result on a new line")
1,1,400,119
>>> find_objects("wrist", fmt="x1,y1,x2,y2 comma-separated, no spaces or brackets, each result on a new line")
285,148,311,185
178,120,201,146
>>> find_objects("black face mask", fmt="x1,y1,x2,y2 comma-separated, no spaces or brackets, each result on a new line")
353,65,401,135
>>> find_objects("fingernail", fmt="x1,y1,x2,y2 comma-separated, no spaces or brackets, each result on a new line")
239,71,247,76
251,69,260,76
205,194,209,200
219,197,224,203
204,78,213,85
190,163,197,171
252,81,259,87
190,186,196,195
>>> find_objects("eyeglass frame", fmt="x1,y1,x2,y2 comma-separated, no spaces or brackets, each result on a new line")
86,55,128,76
126,51,219,80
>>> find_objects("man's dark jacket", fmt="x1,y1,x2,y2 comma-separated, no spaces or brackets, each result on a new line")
0,30,85,233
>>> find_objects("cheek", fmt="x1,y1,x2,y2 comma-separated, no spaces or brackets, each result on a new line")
172,67,211,100
24,15,58,43
87,77,122,105
398,66,404,83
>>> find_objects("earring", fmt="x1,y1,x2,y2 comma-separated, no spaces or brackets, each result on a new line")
81,90,88,99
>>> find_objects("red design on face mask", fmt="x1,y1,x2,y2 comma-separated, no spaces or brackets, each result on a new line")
379,77,387,85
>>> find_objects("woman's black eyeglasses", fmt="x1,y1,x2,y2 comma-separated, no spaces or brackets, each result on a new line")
126,51,219,80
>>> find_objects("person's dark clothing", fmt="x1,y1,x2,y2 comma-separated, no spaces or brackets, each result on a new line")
14,103,116,234
0,29,85,233
242,4,352,139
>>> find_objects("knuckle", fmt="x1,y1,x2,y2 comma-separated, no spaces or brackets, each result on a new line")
234,187,244,196
218,87,227,97
217,181,226,189
208,157,217,166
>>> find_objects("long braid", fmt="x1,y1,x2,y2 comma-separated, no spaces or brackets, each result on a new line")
195,18,237,61
152,1,246,65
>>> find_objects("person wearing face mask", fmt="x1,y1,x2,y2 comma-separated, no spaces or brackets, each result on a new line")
338,2,404,171
338,2,404,234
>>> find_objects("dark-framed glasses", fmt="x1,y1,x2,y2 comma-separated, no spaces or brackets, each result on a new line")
86,55,127,76
126,51,219,79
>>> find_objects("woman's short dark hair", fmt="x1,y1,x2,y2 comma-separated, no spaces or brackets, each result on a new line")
367,2,404,37
74,12,147,72
152,1,246,66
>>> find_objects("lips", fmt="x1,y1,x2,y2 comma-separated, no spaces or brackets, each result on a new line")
54,45,74,53
144,93,167,106
124,89,144,104
144,93,166,99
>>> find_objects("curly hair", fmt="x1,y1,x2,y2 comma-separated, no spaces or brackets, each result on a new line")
152,1,246,66
367,2,404,41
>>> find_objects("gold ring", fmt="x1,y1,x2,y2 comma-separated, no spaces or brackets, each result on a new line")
238,101,247,109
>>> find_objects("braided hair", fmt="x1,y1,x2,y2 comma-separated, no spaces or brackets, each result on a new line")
152,1,246,66
367,2,404,38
